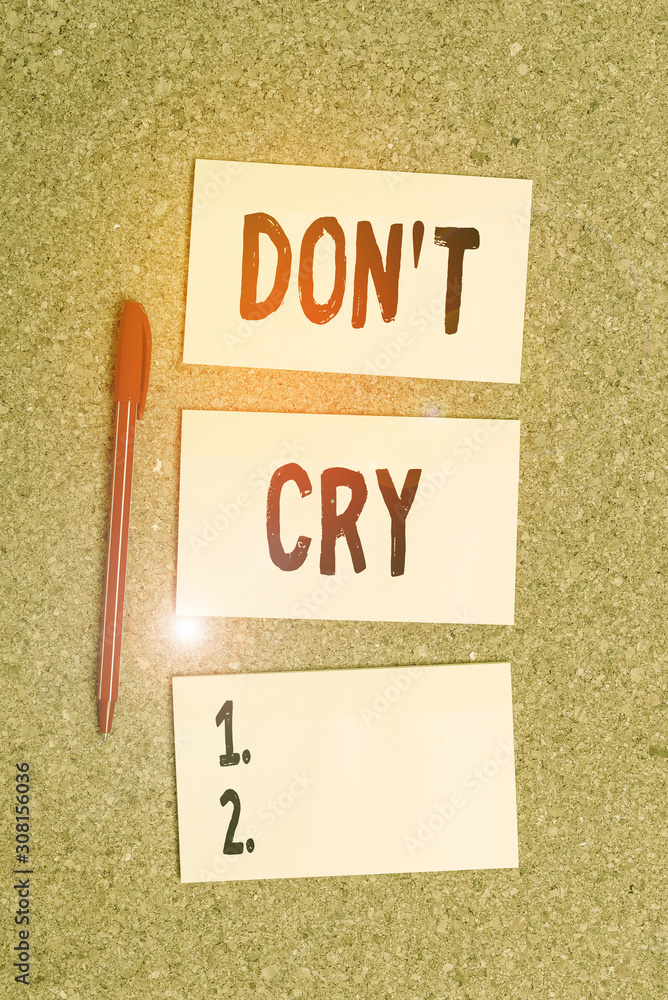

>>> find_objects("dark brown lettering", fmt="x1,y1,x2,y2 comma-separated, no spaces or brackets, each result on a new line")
352,221,403,328
433,226,480,334
266,463,312,571
298,217,346,324
375,469,422,576
240,212,292,320
320,467,368,575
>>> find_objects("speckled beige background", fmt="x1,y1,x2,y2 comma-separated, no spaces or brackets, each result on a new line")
1,2,666,998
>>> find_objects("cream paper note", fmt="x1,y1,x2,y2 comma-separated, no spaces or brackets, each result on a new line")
176,410,520,625
173,663,518,883
183,159,531,382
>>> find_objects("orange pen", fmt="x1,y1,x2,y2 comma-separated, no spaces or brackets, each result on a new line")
98,303,151,738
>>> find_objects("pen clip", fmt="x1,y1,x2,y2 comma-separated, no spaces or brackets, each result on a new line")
114,302,152,417
136,304,152,420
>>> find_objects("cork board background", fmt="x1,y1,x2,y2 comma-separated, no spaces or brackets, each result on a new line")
1,2,666,998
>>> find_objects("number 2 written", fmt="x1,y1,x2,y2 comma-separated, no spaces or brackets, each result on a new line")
216,700,254,855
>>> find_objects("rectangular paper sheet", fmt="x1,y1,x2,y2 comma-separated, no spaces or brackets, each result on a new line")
184,159,531,382
173,663,519,883
176,410,520,624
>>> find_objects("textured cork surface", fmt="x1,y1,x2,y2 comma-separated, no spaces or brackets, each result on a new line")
1,2,667,998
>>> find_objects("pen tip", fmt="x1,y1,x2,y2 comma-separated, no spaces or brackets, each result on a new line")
102,733,108,742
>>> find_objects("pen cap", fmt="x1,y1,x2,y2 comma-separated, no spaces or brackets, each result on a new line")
113,302,152,418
